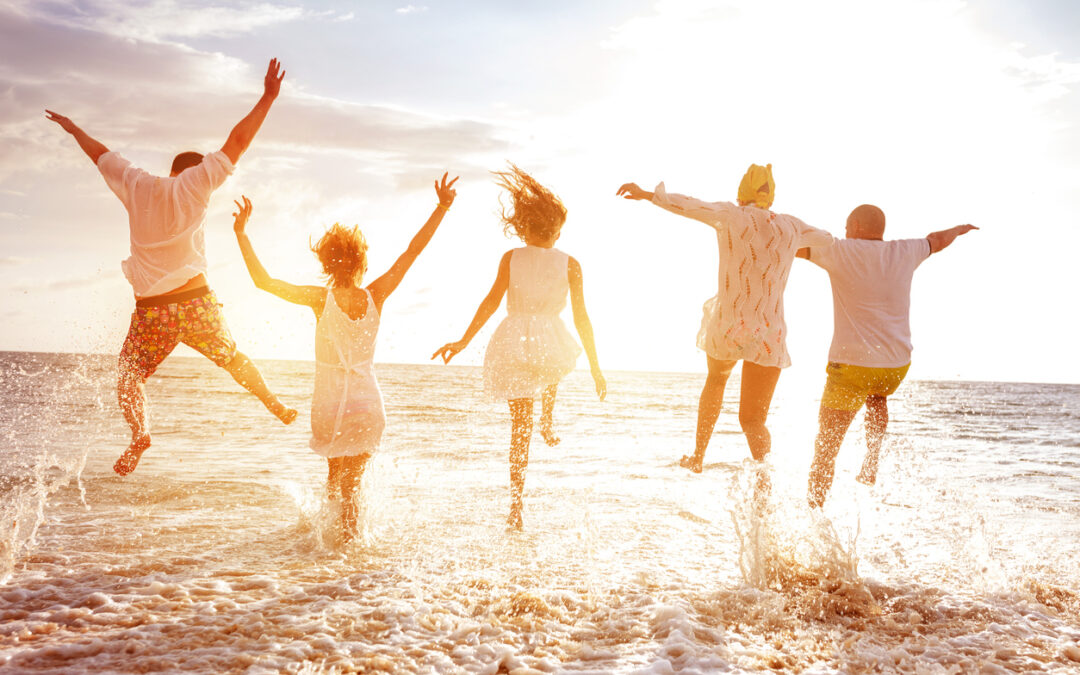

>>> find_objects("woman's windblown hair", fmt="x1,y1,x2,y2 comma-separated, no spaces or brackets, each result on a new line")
494,163,567,242
312,223,368,287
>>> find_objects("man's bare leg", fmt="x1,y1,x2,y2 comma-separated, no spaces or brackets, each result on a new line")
223,352,297,424
507,398,533,530
681,357,736,473
539,384,560,446
114,370,152,475
737,361,782,462
807,406,858,508
857,395,889,485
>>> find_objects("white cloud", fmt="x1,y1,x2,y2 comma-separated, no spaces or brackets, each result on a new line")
8,0,305,42
333,11,355,22
395,5,428,15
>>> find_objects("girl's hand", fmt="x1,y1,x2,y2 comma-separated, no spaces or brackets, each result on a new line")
592,368,607,401
232,195,253,235
432,339,467,364
435,172,460,207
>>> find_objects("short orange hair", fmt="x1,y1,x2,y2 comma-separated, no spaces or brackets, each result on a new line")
494,163,566,242
311,223,368,287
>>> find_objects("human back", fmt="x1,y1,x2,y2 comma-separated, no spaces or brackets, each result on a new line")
808,237,930,368
507,245,571,316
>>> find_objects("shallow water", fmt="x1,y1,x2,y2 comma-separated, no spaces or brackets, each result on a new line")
1,352,1079,673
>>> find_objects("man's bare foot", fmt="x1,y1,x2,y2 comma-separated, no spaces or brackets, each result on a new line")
114,435,151,476
856,470,876,486
679,454,704,474
272,402,298,425
539,418,560,447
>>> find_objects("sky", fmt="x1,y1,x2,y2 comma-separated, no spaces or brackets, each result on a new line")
1,0,1078,384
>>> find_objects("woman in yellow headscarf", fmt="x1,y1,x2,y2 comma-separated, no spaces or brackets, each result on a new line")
616,165,834,474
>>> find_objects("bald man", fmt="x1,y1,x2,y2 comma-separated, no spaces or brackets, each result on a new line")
797,205,976,508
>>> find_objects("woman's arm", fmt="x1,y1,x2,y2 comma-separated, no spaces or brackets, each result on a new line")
431,251,511,364
568,256,606,400
367,173,459,312
232,196,326,311
617,181,733,229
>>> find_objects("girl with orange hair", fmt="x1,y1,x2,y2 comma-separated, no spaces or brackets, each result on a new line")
433,165,605,530
233,173,458,541
617,165,834,475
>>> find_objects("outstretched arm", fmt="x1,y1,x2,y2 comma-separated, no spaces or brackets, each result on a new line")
431,251,510,364
232,196,326,312
220,58,285,165
568,256,606,400
927,224,978,253
617,181,732,229
367,173,458,311
45,111,109,164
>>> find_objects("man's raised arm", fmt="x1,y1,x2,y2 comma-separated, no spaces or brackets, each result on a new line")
45,111,109,164
927,224,978,254
220,58,285,165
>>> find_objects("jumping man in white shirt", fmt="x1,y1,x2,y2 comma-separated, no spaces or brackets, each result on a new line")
797,204,976,508
46,59,297,476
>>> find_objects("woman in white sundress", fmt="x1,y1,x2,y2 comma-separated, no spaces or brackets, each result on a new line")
233,173,458,540
433,165,606,530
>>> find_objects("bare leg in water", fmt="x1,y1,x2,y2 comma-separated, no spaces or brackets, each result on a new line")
114,369,152,476
680,357,736,473
538,384,560,446
508,398,534,529
807,406,859,508
857,395,889,485
329,454,371,542
737,361,782,499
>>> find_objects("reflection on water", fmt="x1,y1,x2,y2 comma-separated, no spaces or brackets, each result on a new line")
1,352,1079,672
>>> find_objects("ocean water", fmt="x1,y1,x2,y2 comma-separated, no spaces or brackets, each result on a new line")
1,351,1079,673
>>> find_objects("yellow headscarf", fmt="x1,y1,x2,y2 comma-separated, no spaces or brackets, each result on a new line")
737,163,775,209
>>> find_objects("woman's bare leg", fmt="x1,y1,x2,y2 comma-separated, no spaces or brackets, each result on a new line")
539,385,560,446
508,398,534,529
737,361,782,462
338,453,370,540
682,357,737,473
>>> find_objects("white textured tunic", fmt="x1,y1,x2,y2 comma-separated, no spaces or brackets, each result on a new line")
483,246,582,400
310,288,385,458
652,182,834,368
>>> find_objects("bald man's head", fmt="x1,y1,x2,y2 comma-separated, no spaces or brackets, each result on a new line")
846,204,886,240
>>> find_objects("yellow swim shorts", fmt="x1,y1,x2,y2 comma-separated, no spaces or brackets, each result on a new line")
820,362,911,412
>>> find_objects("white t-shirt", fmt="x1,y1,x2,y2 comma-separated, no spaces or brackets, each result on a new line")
97,150,234,297
808,238,931,368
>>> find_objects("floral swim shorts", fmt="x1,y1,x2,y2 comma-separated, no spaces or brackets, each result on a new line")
118,287,238,381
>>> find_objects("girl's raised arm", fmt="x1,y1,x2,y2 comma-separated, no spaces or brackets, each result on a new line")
233,196,326,313
431,250,511,364
568,256,606,400
366,173,458,312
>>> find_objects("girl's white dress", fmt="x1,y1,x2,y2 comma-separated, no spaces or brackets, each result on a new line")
483,246,583,400
310,287,386,458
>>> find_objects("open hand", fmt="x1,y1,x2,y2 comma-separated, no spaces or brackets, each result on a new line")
44,110,78,134
616,183,648,200
432,340,467,364
232,195,253,234
264,58,285,99
435,172,460,207
592,368,607,401
955,224,978,235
